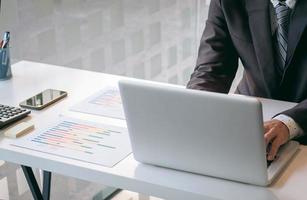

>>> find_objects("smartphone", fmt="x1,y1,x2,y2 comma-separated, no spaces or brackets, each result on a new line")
20,89,67,110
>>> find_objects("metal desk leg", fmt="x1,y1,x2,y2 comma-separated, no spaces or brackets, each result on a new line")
43,171,52,200
21,165,52,200
21,166,44,200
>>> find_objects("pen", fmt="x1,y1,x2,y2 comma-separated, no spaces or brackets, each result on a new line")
1,32,10,48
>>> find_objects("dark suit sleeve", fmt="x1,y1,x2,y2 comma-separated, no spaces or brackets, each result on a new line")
187,0,239,93
281,100,307,140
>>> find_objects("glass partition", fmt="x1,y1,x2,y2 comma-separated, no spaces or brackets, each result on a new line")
0,0,212,86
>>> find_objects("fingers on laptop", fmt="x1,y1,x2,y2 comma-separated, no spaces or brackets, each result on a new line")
264,128,276,145
263,121,271,133
268,138,282,161
264,120,290,161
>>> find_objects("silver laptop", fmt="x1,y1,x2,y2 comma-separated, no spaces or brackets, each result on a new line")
118,79,299,186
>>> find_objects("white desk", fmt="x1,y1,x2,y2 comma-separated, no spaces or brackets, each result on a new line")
0,61,306,200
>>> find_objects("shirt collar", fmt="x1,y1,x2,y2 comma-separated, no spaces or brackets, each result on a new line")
271,0,296,9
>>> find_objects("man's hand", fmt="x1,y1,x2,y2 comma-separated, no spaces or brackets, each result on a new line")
264,119,290,161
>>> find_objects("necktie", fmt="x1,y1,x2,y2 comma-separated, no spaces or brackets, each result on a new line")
274,1,291,69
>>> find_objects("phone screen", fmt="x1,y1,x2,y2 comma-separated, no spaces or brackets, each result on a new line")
20,89,67,108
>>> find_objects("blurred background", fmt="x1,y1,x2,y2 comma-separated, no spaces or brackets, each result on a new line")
0,0,242,199
0,0,210,86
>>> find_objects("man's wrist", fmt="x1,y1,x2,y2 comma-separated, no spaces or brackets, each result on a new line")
273,114,304,140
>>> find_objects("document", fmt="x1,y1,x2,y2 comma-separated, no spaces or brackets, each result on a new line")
70,86,125,119
11,117,132,167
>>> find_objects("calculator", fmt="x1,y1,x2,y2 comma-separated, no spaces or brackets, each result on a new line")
0,104,31,129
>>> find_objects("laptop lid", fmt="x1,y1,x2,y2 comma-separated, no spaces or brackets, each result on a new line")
119,79,269,186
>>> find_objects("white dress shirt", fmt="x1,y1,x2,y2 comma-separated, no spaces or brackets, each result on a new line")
271,0,296,9
274,114,304,139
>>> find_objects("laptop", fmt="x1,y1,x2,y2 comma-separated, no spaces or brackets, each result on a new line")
118,79,299,186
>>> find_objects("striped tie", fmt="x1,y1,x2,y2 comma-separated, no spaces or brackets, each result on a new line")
274,1,291,69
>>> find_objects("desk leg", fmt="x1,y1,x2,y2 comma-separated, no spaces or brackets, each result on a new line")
21,165,44,200
43,171,52,200
21,165,52,200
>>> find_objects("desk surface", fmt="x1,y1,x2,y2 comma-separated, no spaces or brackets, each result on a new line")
0,61,306,200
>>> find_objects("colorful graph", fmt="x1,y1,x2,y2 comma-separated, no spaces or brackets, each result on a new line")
89,88,121,107
12,118,132,167
70,86,125,119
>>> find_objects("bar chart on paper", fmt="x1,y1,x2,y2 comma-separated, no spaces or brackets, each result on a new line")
11,117,132,167
70,86,125,119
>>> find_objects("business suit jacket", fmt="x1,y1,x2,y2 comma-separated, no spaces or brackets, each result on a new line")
187,0,307,144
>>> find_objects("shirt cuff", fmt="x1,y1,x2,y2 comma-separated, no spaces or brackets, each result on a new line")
273,114,304,140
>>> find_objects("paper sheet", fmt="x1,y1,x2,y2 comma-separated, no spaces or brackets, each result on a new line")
11,117,132,167
70,86,125,119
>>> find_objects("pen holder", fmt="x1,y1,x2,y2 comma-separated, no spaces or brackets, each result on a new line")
0,47,12,80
